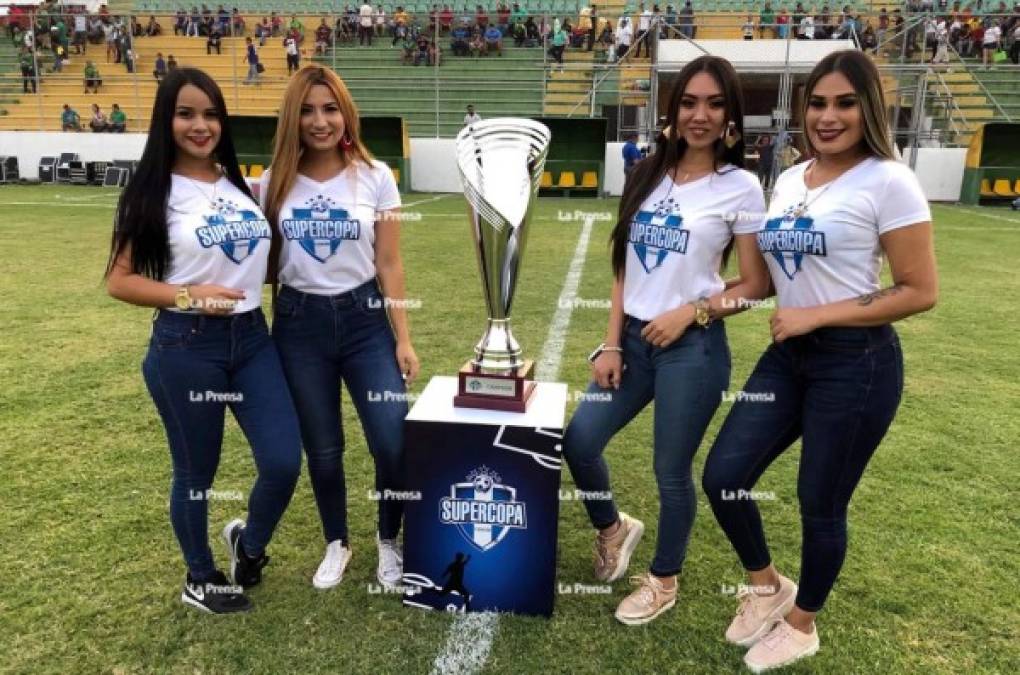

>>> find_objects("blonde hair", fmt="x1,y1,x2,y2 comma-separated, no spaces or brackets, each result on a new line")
264,65,374,229
801,50,896,161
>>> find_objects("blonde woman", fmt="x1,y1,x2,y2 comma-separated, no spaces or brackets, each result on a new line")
261,66,420,591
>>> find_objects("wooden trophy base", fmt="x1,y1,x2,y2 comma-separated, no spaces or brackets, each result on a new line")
453,359,537,413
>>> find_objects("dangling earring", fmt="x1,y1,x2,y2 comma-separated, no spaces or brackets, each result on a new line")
340,132,354,150
723,121,742,149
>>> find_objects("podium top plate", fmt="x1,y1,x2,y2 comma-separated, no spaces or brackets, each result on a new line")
407,376,567,429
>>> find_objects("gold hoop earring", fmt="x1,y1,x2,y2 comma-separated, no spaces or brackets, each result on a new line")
724,121,742,149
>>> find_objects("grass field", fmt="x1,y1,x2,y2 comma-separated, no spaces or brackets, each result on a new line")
1,185,1018,674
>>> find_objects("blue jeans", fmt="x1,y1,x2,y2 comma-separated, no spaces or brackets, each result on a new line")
272,281,408,543
563,317,731,577
141,309,303,581
702,325,903,612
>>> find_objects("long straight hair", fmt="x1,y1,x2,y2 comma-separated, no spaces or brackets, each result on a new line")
611,55,747,278
263,65,374,230
104,67,251,280
801,49,896,161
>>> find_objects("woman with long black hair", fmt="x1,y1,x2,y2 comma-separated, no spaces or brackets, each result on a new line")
562,55,772,625
104,68,302,614
702,50,938,671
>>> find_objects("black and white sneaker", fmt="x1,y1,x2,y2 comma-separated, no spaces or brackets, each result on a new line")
181,571,252,614
222,518,270,588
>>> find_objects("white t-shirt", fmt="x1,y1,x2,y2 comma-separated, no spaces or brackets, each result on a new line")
464,112,482,125
616,23,633,46
165,175,272,313
983,26,1000,45
759,157,930,309
360,4,373,27
639,11,652,30
285,38,298,55
261,160,401,295
623,167,766,321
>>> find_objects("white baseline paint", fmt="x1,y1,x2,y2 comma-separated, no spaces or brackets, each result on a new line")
429,215,596,675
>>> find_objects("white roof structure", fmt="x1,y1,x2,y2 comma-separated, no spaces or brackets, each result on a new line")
657,39,857,73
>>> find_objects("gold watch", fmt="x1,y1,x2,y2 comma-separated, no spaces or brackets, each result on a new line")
693,297,711,327
174,285,193,311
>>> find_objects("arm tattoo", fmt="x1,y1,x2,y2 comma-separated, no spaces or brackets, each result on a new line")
857,284,903,307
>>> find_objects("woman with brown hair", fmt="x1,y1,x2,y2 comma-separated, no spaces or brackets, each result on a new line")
261,66,420,592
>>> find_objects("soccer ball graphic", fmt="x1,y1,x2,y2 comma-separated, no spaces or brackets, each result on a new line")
473,474,493,492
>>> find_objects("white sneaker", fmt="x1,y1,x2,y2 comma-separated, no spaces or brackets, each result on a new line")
376,534,403,589
312,540,352,590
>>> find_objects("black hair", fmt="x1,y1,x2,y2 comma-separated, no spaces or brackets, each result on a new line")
610,55,746,277
104,67,251,281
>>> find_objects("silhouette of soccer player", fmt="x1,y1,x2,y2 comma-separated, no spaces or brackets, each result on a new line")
438,552,472,610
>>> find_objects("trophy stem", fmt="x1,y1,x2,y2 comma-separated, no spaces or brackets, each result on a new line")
472,318,525,374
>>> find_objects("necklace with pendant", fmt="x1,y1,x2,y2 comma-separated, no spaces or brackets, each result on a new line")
184,173,221,210
791,160,834,219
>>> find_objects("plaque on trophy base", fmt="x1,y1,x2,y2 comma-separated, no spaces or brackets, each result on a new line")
454,359,537,413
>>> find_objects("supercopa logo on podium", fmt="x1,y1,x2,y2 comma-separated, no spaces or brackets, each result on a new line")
400,118,567,617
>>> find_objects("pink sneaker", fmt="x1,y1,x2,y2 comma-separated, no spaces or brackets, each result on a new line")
743,619,820,673
725,574,797,647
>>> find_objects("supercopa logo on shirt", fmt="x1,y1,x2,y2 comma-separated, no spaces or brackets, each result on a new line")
195,198,272,264
439,466,527,552
280,193,361,263
757,205,828,280
629,195,689,273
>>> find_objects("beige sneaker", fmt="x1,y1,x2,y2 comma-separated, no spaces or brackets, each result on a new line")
593,512,644,583
725,574,797,647
743,619,820,672
614,573,677,625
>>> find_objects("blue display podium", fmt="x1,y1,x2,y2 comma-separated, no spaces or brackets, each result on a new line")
401,376,567,617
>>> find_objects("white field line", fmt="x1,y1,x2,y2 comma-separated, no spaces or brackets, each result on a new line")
428,215,596,675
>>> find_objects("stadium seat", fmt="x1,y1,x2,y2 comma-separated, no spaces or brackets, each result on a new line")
1015,179,1020,195
558,171,576,188
540,171,553,188
581,171,598,188
239,165,249,177
391,167,400,184
992,179,1017,197
980,179,995,196
249,164,264,179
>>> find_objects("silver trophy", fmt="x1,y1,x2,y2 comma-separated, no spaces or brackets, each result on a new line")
453,118,551,412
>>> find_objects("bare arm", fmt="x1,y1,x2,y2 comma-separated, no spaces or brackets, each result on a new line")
707,233,772,319
375,208,421,383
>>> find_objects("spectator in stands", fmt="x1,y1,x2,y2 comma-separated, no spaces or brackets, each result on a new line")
414,33,432,65
755,133,774,187
245,37,261,84
175,9,187,36
90,103,108,133
598,19,615,51
61,104,82,132
130,16,144,39
982,19,1002,67
451,20,470,55
525,17,540,46
285,34,301,74
464,104,482,125
401,31,416,64
776,7,791,39
290,15,306,44
124,45,137,74
441,5,455,33
777,133,801,169
484,23,503,55
19,47,37,94
876,8,888,53
798,13,815,39
74,12,89,53
932,19,950,63
187,7,201,37
316,18,333,55
860,21,878,51
497,3,511,35
476,5,490,31
759,3,776,38
154,52,167,81
167,54,179,71
147,15,163,37
743,14,755,40
549,21,567,69
109,103,127,133
663,4,677,38
512,18,526,46
52,43,67,74
84,60,101,94
615,16,633,60
336,13,353,44
207,25,223,55
622,132,641,175
393,7,410,46
579,5,594,49
271,12,283,37
376,5,387,37
635,3,651,57
468,27,484,56
360,2,375,45
232,9,246,37
792,2,805,30
679,1,695,39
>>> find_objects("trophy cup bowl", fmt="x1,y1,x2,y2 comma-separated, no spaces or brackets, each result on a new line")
453,117,551,412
